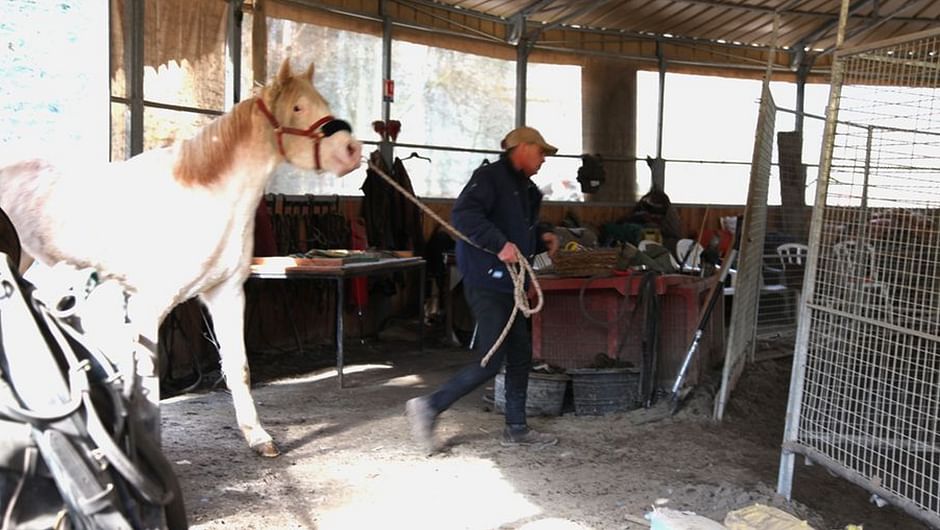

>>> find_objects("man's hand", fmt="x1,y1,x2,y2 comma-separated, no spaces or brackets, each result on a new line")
541,232,560,258
497,242,520,263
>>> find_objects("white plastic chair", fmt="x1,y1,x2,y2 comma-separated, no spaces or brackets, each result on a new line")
777,243,809,268
832,239,886,310
778,241,808,287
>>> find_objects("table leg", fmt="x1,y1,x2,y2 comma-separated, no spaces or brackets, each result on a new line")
442,262,460,346
418,262,425,351
336,277,344,388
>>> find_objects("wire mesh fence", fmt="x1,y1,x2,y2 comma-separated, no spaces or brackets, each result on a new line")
714,85,775,419
779,28,940,527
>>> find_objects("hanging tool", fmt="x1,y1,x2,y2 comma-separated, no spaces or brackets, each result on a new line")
669,248,736,414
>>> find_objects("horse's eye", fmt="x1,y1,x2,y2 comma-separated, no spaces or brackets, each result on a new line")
293,105,301,112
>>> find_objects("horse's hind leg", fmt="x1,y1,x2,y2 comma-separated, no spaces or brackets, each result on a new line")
200,282,279,457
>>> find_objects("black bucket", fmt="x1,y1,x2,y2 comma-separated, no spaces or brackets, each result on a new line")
494,371,569,417
568,367,640,415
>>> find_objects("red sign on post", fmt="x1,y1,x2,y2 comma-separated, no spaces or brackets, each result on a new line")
383,79,395,102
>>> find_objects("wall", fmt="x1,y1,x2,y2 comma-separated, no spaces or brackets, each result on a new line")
161,195,815,385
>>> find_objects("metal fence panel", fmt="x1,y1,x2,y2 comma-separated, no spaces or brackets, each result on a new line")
713,85,775,420
778,27,940,528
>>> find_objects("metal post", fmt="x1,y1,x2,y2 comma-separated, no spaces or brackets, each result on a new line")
653,41,666,191
795,62,809,134
226,0,244,107
336,277,345,388
125,0,145,157
515,38,529,127
380,1,394,165
777,0,851,501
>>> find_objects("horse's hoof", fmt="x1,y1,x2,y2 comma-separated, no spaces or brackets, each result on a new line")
252,441,280,458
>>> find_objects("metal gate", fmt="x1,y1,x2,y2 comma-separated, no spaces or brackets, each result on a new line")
778,27,940,528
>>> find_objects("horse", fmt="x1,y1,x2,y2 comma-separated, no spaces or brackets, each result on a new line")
0,59,362,457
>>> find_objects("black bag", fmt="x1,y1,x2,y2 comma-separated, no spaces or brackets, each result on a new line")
0,255,187,529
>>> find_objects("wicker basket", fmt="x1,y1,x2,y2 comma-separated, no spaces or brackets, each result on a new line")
550,248,624,277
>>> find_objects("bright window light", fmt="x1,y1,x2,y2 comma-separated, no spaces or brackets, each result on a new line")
1,1,108,160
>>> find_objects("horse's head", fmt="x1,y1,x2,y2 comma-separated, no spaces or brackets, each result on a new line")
258,60,362,176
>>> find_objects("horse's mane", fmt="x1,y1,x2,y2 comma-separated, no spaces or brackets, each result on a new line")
174,98,255,186
172,76,328,187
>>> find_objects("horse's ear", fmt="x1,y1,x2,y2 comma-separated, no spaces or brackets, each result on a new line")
303,63,315,82
277,59,293,85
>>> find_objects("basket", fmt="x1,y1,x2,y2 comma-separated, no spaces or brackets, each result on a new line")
550,248,624,277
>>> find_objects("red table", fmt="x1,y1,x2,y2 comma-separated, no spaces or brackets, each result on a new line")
531,273,723,388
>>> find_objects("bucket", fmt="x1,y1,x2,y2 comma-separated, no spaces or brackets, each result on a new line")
494,371,569,417
568,367,640,415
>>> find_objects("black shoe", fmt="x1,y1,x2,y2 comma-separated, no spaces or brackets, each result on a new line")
406,396,437,454
500,426,558,447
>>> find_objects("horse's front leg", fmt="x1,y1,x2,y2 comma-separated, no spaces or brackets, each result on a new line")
200,281,279,457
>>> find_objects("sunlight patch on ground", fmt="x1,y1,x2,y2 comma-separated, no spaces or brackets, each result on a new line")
517,518,593,530
160,364,394,404
381,373,428,387
265,363,393,386
304,457,541,530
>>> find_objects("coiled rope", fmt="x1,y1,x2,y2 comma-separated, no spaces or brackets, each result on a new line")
366,160,543,367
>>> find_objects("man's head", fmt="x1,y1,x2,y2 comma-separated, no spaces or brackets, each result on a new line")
502,126,557,177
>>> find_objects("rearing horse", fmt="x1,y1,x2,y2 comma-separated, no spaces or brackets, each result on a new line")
0,59,362,457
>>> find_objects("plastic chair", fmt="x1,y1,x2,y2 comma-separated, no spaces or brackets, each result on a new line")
832,240,886,310
776,242,809,290
777,243,809,268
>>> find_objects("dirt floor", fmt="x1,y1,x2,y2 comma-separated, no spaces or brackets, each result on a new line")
160,327,930,530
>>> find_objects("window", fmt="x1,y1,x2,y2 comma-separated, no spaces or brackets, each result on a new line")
109,0,228,160
391,44,582,200
636,71,828,205
389,40,515,198
264,18,383,195
263,19,583,199
2,1,108,159
527,62,583,201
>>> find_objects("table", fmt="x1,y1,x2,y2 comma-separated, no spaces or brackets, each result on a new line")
531,273,723,388
250,256,426,387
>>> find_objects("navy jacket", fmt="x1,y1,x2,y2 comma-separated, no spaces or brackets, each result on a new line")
453,156,543,293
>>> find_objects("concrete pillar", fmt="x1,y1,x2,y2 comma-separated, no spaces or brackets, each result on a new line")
581,57,637,203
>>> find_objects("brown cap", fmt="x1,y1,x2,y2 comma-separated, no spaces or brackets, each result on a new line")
501,126,558,155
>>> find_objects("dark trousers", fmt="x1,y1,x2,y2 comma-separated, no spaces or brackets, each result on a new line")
427,284,532,427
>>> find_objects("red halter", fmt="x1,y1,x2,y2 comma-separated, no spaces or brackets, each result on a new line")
255,98,336,170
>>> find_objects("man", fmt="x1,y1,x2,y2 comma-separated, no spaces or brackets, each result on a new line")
406,126,559,453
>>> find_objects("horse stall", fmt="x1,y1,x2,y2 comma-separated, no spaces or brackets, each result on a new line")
2,1,939,529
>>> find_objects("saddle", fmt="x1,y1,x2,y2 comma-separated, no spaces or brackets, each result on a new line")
0,255,187,529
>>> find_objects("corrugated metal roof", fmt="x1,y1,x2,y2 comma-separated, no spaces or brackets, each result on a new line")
275,0,940,76
433,0,939,52
413,0,940,64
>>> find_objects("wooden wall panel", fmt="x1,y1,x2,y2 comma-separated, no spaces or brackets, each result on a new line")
334,197,752,244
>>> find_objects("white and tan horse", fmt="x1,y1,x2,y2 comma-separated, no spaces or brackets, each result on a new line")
0,60,362,457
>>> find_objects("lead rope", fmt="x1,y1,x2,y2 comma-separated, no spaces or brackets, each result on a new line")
366,160,543,367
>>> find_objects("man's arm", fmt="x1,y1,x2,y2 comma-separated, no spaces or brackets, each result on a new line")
452,172,508,254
